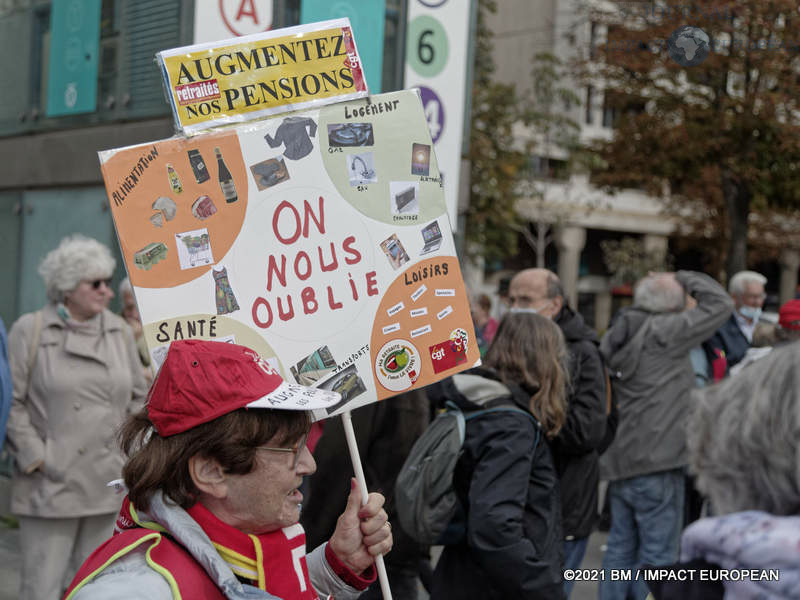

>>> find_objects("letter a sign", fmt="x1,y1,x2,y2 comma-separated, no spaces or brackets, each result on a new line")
194,0,273,43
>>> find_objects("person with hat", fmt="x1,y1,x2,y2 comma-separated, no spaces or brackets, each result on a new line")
64,339,393,600
778,299,800,341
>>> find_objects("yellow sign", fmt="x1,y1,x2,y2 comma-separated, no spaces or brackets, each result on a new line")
157,19,368,134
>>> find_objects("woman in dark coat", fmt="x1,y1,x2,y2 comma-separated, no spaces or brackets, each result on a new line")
428,312,569,600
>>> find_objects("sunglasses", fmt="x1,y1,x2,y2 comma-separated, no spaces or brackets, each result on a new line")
89,278,113,290
257,432,309,469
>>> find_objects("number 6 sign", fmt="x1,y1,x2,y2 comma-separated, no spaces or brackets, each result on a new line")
407,16,449,77
404,0,471,232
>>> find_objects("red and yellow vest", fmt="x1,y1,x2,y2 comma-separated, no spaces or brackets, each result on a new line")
64,497,321,600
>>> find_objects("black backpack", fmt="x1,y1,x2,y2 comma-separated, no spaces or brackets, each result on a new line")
395,401,540,545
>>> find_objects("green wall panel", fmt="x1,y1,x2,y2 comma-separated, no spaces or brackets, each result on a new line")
18,187,117,318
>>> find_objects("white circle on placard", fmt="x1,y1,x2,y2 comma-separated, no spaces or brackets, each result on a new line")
374,339,420,392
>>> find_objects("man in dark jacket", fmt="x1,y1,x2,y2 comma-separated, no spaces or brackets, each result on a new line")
598,271,733,600
705,270,767,373
509,268,609,596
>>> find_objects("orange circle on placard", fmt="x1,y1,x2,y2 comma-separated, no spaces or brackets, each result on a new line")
103,132,248,288
369,256,479,400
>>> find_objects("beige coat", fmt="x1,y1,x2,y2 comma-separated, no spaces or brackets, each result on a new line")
7,304,148,517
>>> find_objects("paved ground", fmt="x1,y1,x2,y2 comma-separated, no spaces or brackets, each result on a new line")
0,473,606,599
570,531,607,600
0,475,20,599
0,523,19,599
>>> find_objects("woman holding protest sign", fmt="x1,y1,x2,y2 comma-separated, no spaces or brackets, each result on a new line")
6,235,147,599
425,312,568,599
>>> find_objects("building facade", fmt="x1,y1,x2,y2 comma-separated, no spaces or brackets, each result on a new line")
0,0,406,327
482,0,799,330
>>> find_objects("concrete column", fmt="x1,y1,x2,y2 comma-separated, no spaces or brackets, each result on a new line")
594,289,612,333
461,248,485,296
643,234,669,266
555,225,587,309
779,248,800,305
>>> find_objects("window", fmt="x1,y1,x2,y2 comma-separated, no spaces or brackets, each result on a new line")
31,6,50,119
589,21,598,59
602,92,617,128
527,156,569,180
98,0,120,108
602,91,645,128
0,0,180,136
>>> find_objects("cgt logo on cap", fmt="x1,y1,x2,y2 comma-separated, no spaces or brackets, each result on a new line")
246,350,281,377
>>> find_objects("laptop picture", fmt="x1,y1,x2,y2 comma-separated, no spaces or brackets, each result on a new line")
419,220,443,255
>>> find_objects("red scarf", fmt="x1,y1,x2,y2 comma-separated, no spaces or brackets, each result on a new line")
119,497,374,598
186,502,319,599
120,498,317,599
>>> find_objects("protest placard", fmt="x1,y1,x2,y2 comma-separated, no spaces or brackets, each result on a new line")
100,89,479,417
157,18,368,135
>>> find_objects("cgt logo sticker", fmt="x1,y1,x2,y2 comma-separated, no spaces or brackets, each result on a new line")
429,337,468,374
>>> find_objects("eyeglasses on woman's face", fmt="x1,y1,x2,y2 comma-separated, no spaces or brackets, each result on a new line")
88,278,113,290
256,432,309,470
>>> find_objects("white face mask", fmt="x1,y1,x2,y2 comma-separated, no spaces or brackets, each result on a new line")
738,305,762,322
509,306,539,314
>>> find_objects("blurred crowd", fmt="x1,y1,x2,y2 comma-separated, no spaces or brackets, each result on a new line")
1,234,800,599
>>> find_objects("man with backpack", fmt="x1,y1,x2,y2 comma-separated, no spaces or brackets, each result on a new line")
509,268,611,597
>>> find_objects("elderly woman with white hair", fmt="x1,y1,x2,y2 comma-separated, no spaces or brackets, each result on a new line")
647,341,800,600
7,235,147,600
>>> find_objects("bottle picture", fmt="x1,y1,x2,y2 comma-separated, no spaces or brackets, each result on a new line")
167,163,183,193
188,149,210,184
215,147,237,203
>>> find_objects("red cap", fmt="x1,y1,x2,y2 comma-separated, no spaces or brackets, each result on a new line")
779,299,800,331
147,340,341,436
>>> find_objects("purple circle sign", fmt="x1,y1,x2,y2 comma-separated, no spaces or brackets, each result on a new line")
419,86,445,144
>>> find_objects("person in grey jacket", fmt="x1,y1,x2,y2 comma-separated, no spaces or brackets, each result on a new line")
597,271,733,600
65,339,393,600
647,341,800,600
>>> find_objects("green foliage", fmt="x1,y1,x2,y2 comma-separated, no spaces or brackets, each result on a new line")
464,0,527,262
601,237,674,285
